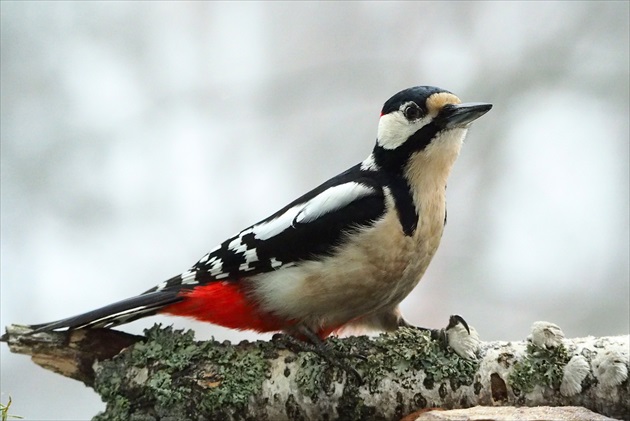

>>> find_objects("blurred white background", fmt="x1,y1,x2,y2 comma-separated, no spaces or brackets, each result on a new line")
1,2,628,420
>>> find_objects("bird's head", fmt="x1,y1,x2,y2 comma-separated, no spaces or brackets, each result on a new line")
372,86,492,174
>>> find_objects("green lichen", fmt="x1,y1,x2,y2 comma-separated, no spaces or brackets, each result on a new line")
294,352,326,399
197,343,268,413
91,395,131,421
361,327,478,392
291,328,477,418
93,324,268,420
508,342,571,393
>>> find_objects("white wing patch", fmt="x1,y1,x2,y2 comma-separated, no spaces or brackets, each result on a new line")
295,182,376,224
208,258,224,276
243,248,258,263
251,182,376,240
180,270,198,285
252,205,303,241
270,257,283,268
228,227,254,252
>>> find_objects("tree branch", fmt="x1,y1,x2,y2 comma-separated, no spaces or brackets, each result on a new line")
1,324,142,386
2,322,628,420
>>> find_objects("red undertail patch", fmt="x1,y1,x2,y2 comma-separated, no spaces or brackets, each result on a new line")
161,281,291,333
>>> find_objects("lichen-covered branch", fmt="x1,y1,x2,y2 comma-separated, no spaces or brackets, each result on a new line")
2,323,628,420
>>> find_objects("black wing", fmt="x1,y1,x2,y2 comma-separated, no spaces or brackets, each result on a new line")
151,164,388,291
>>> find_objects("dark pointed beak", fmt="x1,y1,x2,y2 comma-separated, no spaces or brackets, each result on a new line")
439,102,492,129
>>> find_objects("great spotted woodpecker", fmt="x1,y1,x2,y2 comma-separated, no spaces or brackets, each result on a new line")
30,86,491,345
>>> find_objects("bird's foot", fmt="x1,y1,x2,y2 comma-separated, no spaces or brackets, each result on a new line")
272,329,363,383
401,315,480,359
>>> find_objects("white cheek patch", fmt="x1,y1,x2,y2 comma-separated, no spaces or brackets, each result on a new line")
377,111,431,150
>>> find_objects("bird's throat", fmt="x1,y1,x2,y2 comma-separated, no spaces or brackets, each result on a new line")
403,129,465,238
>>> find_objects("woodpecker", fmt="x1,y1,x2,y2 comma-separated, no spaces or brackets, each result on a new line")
30,86,491,344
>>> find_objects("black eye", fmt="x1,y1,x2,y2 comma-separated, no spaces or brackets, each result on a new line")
403,105,421,120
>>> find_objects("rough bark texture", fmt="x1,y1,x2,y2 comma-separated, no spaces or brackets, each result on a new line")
408,405,618,420
2,323,629,421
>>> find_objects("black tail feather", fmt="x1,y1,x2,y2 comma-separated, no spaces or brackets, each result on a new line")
29,290,184,332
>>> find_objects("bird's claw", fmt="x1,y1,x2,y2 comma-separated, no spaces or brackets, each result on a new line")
447,314,470,334
403,314,479,359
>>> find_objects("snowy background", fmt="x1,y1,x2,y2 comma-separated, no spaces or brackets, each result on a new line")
1,2,628,420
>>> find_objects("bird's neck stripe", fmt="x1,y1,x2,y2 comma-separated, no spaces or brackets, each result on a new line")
384,176,418,237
